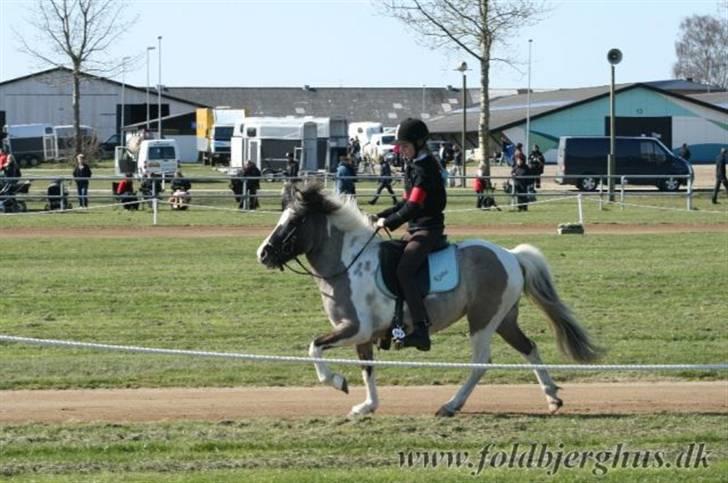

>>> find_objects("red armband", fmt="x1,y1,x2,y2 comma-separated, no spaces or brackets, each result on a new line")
409,186,427,205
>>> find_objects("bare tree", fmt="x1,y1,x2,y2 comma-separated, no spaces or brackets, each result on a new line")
18,0,136,158
380,0,545,175
672,11,728,90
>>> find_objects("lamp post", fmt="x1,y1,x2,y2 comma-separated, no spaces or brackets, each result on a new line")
607,48,622,202
456,61,468,185
526,39,532,155
157,35,163,139
120,56,130,147
146,46,156,130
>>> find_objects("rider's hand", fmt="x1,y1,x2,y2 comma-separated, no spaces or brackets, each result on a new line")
376,218,387,229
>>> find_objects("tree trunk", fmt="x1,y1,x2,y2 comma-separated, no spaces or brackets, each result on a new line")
478,0,491,177
73,66,81,158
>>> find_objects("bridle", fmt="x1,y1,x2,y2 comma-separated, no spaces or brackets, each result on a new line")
278,223,389,281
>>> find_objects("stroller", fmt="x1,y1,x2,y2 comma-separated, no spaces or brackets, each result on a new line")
0,179,31,213
45,180,72,211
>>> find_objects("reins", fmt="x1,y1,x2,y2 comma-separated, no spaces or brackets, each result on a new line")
283,226,390,280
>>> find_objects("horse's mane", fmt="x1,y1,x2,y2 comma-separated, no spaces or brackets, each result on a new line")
289,182,373,233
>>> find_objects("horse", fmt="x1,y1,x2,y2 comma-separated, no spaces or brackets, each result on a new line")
257,183,601,417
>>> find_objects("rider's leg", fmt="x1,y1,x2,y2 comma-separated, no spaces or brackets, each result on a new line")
396,229,440,351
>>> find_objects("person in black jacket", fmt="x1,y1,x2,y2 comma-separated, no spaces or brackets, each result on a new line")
512,155,531,211
72,154,92,207
243,160,261,209
284,152,299,180
368,157,397,205
528,145,545,189
375,118,446,352
712,148,728,204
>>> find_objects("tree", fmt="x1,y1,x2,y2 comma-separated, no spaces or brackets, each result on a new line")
672,12,728,89
380,0,545,175
18,0,136,158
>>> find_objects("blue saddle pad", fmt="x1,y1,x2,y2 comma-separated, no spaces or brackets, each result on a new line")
376,243,459,299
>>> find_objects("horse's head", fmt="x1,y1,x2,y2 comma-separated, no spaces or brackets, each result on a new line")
257,182,341,269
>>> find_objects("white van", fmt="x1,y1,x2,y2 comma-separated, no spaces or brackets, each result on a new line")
137,139,179,177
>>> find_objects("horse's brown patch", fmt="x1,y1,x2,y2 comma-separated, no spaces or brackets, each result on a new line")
465,248,508,335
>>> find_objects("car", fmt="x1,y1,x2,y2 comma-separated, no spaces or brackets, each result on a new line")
98,134,120,158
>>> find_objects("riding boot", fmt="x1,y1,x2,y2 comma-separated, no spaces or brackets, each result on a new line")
368,197,378,205
401,319,431,351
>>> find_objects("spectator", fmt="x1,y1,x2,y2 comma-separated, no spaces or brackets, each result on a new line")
528,145,545,189
285,152,299,180
514,143,526,165
511,154,531,212
336,155,357,197
72,153,92,208
169,170,191,210
368,157,397,205
117,172,137,210
242,160,261,209
1,149,20,180
229,170,244,206
500,134,514,166
451,144,463,187
0,146,8,171
678,143,691,163
712,147,728,204
474,160,488,208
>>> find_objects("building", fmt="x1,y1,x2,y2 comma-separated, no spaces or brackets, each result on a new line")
427,81,728,163
0,67,202,143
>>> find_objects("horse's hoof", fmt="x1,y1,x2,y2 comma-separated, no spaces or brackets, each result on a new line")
548,398,563,415
332,374,349,394
435,406,456,418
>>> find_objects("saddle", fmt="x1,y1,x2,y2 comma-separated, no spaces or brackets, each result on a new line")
375,239,460,350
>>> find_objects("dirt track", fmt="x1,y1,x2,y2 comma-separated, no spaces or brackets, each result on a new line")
1,382,725,423
1,222,727,240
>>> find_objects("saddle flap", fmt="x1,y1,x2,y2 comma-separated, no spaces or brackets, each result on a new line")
376,240,459,299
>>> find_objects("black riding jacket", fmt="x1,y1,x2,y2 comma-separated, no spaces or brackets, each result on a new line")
377,149,446,232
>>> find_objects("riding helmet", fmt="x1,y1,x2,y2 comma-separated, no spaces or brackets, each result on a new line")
396,118,429,145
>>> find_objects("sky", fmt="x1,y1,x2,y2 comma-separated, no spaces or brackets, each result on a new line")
0,0,724,90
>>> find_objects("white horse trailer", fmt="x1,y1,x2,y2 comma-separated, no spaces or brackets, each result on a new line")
231,117,348,174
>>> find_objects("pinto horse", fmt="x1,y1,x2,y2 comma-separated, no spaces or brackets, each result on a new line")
257,183,600,417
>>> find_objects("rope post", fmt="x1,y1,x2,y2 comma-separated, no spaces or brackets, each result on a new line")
60,179,65,210
510,174,516,210
577,193,584,225
598,181,603,210
242,179,248,211
152,181,158,225
620,176,626,210
687,176,693,211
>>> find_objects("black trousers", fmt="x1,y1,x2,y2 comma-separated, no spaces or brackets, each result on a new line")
713,178,728,202
372,182,396,202
397,228,443,323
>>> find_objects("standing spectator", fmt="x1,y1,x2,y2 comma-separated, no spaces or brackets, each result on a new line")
116,172,137,210
72,154,92,208
285,152,299,180
678,143,691,163
242,160,261,209
514,143,526,165
336,155,357,197
368,157,397,205
712,148,728,204
528,144,545,189
0,146,8,171
474,160,489,209
511,154,531,212
1,149,20,179
500,134,514,166
451,144,463,187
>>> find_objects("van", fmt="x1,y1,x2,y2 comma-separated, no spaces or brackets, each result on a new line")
555,136,693,191
136,139,179,176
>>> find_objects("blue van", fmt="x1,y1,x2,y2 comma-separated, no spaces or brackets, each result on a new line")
555,136,693,191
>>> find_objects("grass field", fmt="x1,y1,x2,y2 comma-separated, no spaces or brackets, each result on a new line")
1,177,726,481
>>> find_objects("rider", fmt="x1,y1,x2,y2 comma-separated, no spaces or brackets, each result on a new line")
375,118,447,351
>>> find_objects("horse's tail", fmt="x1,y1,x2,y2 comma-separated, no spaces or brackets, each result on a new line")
511,244,602,363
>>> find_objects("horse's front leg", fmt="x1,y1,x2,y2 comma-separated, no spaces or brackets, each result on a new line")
308,319,371,394
349,342,379,417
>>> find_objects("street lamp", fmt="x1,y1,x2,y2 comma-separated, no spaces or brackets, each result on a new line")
146,46,156,130
526,39,533,156
157,35,163,139
456,61,468,184
120,56,130,147
607,48,622,202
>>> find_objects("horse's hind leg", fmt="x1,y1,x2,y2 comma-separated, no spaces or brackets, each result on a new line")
349,342,379,417
436,326,495,417
497,304,562,414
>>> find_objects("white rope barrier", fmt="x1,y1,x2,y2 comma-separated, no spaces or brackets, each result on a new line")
1,335,726,372
583,196,726,215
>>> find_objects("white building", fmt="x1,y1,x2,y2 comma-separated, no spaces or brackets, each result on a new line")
0,67,202,143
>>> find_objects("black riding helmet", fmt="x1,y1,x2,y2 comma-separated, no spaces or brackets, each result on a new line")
396,118,429,150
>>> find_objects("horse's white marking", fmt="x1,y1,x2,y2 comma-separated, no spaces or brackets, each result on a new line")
350,369,379,417
257,208,294,261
